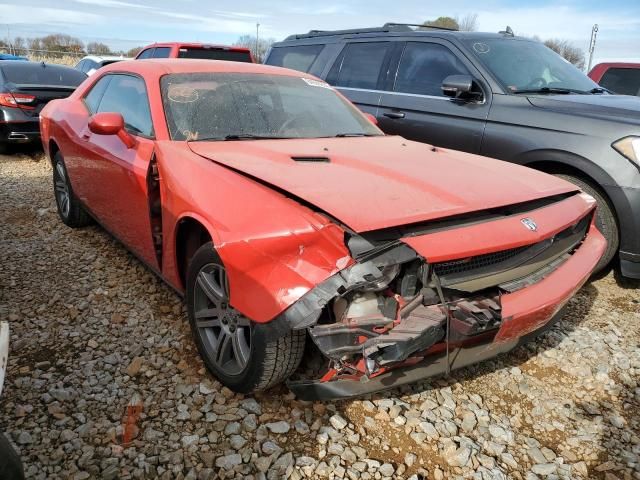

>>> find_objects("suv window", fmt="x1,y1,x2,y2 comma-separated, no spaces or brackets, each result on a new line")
96,74,153,137
267,45,324,72
84,75,112,113
137,48,154,59
394,42,470,96
153,47,171,58
329,42,391,90
600,68,640,96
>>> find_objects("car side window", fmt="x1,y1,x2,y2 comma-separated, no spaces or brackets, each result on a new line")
137,48,154,59
76,59,86,71
97,75,154,137
84,75,112,114
328,42,391,90
266,45,325,73
86,60,99,73
153,47,171,58
599,68,640,96
394,42,471,97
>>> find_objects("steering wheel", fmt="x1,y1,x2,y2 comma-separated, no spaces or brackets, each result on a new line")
526,77,548,89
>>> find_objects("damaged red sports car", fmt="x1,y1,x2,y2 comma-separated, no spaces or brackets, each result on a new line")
40,60,606,400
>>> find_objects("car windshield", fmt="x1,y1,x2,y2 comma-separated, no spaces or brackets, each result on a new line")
160,72,382,141
463,38,599,94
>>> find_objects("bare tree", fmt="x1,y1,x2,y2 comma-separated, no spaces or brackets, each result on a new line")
233,35,275,62
457,13,478,32
87,42,111,55
126,46,143,58
543,38,585,70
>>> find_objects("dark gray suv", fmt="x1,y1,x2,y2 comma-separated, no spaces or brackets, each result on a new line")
265,24,640,279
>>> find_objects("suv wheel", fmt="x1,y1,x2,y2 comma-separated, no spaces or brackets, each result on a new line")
186,243,305,393
555,174,619,272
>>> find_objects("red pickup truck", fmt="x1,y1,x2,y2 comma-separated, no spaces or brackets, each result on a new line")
588,62,640,96
135,42,254,63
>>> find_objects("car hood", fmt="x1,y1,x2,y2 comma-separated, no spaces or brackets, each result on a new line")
189,136,577,233
527,93,640,125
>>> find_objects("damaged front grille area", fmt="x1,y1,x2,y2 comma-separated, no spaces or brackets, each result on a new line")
431,213,592,291
286,210,593,384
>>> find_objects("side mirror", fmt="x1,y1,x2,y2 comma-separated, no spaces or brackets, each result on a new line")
88,112,135,148
442,75,483,101
364,112,378,125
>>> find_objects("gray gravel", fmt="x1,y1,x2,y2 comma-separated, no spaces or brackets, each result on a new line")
0,152,639,479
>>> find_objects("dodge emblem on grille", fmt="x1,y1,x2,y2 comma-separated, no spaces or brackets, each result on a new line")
521,218,538,231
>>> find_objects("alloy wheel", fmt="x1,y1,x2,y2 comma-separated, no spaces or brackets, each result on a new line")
193,263,251,376
54,162,70,219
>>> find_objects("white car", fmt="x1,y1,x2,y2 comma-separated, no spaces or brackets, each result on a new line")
74,55,129,76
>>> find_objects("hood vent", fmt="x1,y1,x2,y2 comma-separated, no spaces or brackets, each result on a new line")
291,156,330,163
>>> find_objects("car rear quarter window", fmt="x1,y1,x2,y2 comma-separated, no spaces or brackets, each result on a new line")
394,42,470,97
600,68,640,96
84,75,112,113
137,48,154,59
1,63,86,86
328,42,391,90
266,45,324,72
152,47,171,58
177,48,253,62
96,74,154,137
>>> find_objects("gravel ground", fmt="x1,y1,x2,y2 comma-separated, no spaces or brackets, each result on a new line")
0,151,639,480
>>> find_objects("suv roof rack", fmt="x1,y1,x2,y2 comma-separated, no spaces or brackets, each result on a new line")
285,22,458,40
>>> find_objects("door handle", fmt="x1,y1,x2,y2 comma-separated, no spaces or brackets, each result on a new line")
383,111,405,119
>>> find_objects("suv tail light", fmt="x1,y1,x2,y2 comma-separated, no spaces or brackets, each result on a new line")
0,92,36,109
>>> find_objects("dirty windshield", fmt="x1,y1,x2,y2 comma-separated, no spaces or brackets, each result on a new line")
160,72,382,141
463,38,599,94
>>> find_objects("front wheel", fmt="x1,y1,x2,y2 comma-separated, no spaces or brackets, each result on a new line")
52,152,92,228
555,174,619,272
186,242,305,394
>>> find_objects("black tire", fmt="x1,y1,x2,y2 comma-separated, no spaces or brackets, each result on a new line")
0,432,25,480
555,174,619,271
52,152,92,228
186,242,305,394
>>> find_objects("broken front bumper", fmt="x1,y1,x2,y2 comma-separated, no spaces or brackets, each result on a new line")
288,223,606,401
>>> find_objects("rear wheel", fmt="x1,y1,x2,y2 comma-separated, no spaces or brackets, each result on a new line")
186,242,305,393
555,173,619,272
52,152,92,228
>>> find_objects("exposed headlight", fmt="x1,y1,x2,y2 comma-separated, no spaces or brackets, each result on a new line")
612,136,640,167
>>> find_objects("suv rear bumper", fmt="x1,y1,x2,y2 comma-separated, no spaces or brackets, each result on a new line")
288,224,606,400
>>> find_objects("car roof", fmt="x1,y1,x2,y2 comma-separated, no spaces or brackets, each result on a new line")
100,58,313,78
81,55,129,62
276,24,526,44
0,60,77,71
592,62,640,69
142,42,251,52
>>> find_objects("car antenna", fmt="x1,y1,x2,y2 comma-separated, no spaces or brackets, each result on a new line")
499,26,514,36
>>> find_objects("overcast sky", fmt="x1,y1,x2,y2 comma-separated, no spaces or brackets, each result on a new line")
1,0,639,64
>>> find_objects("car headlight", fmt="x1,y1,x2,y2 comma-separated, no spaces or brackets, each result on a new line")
612,136,640,167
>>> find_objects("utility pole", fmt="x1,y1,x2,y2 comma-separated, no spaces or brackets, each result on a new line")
587,24,598,73
256,23,260,62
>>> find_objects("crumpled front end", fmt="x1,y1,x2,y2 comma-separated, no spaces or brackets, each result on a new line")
275,193,605,400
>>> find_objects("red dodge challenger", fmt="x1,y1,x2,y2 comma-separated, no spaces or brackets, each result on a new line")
40,59,606,400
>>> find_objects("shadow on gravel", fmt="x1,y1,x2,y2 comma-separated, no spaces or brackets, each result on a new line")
0,143,44,161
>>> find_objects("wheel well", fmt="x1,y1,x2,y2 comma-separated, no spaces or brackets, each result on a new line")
175,218,212,289
527,160,612,202
527,159,620,227
48,140,60,166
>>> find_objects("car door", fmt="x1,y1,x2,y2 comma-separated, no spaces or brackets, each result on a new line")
377,40,490,153
325,40,399,117
73,73,159,269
